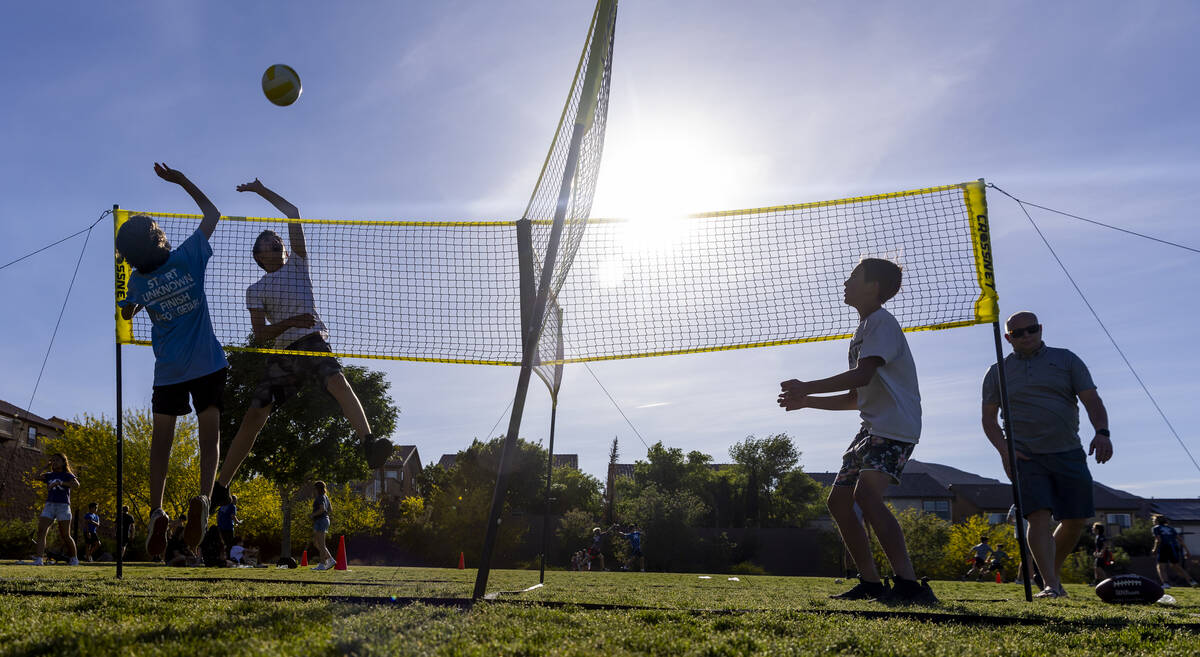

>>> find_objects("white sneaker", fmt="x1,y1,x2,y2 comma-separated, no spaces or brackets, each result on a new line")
68,557,80,566
32,557,44,566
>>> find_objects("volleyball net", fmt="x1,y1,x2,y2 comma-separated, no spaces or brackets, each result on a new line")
114,181,997,363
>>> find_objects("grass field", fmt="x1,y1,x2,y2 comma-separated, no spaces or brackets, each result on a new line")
2,563,1197,656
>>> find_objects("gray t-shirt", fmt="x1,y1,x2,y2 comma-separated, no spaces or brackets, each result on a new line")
245,254,328,348
848,308,922,443
982,344,1096,454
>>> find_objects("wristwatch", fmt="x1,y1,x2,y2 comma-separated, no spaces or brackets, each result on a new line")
1096,429,1110,437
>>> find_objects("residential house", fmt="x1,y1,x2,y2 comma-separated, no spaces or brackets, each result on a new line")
0,400,66,519
359,445,422,501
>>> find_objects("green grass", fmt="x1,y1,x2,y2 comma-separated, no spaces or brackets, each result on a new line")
2,563,1197,656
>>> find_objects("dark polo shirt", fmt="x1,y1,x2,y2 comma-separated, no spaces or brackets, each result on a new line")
982,343,1096,454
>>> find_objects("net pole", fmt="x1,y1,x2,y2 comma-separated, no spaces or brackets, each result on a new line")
113,204,125,580
539,399,558,584
473,119,588,601
993,321,1032,602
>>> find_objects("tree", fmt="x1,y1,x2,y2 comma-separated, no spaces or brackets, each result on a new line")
221,344,398,557
729,433,799,526
869,505,955,580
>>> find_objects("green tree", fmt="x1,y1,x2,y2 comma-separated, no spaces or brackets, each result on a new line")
867,505,954,580
221,344,398,557
943,514,1020,582
1112,518,1155,557
617,483,710,571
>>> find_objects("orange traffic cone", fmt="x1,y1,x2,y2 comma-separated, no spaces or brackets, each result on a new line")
995,571,1003,584
300,550,308,567
458,551,465,569
334,535,348,571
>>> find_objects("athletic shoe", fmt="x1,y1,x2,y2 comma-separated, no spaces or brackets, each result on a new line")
877,577,939,606
1034,585,1067,599
68,557,79,566
32,557,43,566
361,434,395,470
829,578,888,600
210,481,232,512
146,508,170,558
313,558,336,571
184,495,210,549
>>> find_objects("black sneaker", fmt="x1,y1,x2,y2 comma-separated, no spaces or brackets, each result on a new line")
210,481,231,512
829,578,888,600
361,434,394,469
877,577,939,606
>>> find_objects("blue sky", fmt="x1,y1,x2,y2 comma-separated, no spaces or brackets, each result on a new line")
3,1,1198,498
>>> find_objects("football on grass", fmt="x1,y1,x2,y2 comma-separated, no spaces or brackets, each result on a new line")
1094,575,1163,604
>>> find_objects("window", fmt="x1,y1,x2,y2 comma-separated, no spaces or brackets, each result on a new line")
0,416,11,437
922,500,950,519
987,513,1007,525
27,427,38,448
1106,513,1131,529
386,471,399,480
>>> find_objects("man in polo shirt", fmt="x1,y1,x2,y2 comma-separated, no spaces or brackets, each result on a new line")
981,311,1113,599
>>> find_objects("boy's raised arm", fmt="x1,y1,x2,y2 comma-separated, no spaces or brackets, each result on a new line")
237,178,306,259
155,163,221,238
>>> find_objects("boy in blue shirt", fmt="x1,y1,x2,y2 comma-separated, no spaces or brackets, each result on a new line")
779,258,936,605
83,502,101,562
117,163,228,559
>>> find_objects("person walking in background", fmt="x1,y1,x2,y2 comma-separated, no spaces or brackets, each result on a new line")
82,502,101,562
33,453,79,566
1152,516,1198,588
310,481,336,571
1092,522,1112,583
982,311,1113,599
120,505,136,561
217,494,239,559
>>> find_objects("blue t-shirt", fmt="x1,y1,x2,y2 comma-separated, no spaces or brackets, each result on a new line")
119,229,228,386
1154,525,1182,551
625,531,641,552
217,503,237,530
43,471,77,504
84,512,100,533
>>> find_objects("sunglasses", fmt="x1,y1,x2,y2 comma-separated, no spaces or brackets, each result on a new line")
1008,324,1041,338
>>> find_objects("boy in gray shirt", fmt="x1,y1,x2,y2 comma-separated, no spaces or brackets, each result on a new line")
779,258,935,605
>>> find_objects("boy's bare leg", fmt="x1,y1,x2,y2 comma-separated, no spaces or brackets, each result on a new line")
150,413,178,511
196,405,221,499
827,485,881,582
855,470,916,581
324,373,370,437
216,403,273,486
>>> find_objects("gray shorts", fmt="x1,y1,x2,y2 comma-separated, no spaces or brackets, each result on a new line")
1016,448,1095,520
41,502,72,522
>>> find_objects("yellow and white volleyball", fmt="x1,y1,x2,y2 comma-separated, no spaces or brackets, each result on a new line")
261,64,302,106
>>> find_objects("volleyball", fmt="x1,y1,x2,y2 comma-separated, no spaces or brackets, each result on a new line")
261,64,302,106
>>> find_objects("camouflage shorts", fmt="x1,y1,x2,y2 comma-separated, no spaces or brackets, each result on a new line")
834,428,916,487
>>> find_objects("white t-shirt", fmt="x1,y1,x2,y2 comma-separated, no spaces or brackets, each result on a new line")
848,307,922,443
245,254,328,348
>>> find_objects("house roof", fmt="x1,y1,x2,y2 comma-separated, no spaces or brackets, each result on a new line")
437,454,457,470
904,460,1002,487
0,400,62,430
383,445,420,468
951,483,1016,511
809,472,953,499
1150,499,1200,522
